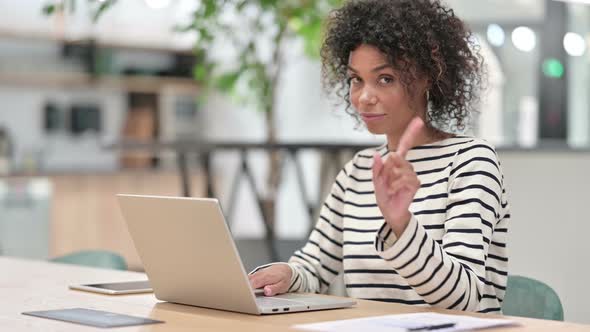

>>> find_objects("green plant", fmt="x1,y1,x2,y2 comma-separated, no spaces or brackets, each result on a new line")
182,0,342,140
43,0,116,23
43,0,343,229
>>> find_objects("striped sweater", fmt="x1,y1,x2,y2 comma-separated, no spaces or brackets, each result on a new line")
285,136,510,313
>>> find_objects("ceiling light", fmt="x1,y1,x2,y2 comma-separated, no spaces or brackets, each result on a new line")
487,24,505,47
512,26,536,52
563,32,586,56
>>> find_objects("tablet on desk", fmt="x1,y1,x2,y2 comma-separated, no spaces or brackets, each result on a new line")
69,280,152,295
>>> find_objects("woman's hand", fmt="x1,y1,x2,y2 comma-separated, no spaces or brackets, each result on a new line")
372,117,424,237
248,264,293,296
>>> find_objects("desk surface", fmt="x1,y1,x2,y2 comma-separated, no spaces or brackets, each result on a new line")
2,257,588,331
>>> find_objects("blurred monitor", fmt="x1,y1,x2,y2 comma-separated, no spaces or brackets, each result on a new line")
69,103,101,135
43,101,64,133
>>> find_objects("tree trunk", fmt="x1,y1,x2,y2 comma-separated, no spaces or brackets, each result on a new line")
261,107,281,236
260,24,286,240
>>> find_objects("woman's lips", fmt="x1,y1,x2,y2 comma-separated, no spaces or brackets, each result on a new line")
360,113,386,122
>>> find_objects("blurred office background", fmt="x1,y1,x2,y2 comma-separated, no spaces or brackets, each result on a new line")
0,0,589,323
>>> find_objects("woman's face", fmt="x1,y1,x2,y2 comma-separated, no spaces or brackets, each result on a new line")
348,44,427,136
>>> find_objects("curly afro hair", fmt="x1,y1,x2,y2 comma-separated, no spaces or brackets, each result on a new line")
321,0,484,132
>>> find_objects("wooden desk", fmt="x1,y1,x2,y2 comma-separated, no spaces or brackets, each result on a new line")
2,257,589,331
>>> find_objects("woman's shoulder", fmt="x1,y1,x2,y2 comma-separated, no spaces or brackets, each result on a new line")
449,136,499,157
401,136,502,175
457,136,498,150
438,136,503,173
411,135,499,156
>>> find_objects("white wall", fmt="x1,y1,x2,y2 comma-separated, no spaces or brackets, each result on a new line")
567,4,590,148
499,151,590,323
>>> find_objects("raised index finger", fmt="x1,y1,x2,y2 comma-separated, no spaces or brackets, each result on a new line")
397,117,424,158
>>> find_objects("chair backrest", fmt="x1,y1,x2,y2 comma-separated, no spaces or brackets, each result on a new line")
502,275,564,321
51,250,127,270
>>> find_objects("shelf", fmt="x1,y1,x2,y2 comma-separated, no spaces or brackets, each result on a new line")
0,28,195,56
0,71,200,94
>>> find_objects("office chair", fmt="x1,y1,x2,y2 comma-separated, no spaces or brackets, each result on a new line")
51,250,127,271
502,275,564,321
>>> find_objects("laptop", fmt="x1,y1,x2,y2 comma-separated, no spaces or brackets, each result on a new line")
117,194,356,315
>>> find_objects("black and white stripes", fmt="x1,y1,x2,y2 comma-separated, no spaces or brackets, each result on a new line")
286,137,510,313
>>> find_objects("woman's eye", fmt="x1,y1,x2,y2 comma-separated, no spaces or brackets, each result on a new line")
379,76,394,84
348,76,361,84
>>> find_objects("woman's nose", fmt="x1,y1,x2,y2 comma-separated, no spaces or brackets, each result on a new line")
359,87,377,105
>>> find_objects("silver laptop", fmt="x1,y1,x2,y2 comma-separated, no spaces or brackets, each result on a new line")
117,194,356,315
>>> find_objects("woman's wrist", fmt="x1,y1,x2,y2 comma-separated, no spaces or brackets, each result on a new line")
388,210,412,237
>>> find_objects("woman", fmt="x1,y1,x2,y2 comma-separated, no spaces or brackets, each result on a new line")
250,0,510,313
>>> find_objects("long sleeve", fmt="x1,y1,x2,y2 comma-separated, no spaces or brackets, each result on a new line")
285,167,349,293
374,143,508,312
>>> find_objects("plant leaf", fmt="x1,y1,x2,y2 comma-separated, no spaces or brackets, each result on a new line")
42,4,56,15
93,0,115,22
214,71,242,93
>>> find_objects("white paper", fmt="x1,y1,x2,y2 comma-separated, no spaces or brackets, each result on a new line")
293,312,519,332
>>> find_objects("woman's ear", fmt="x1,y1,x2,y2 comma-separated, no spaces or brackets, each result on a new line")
413,76,430,99
421,76,432,94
